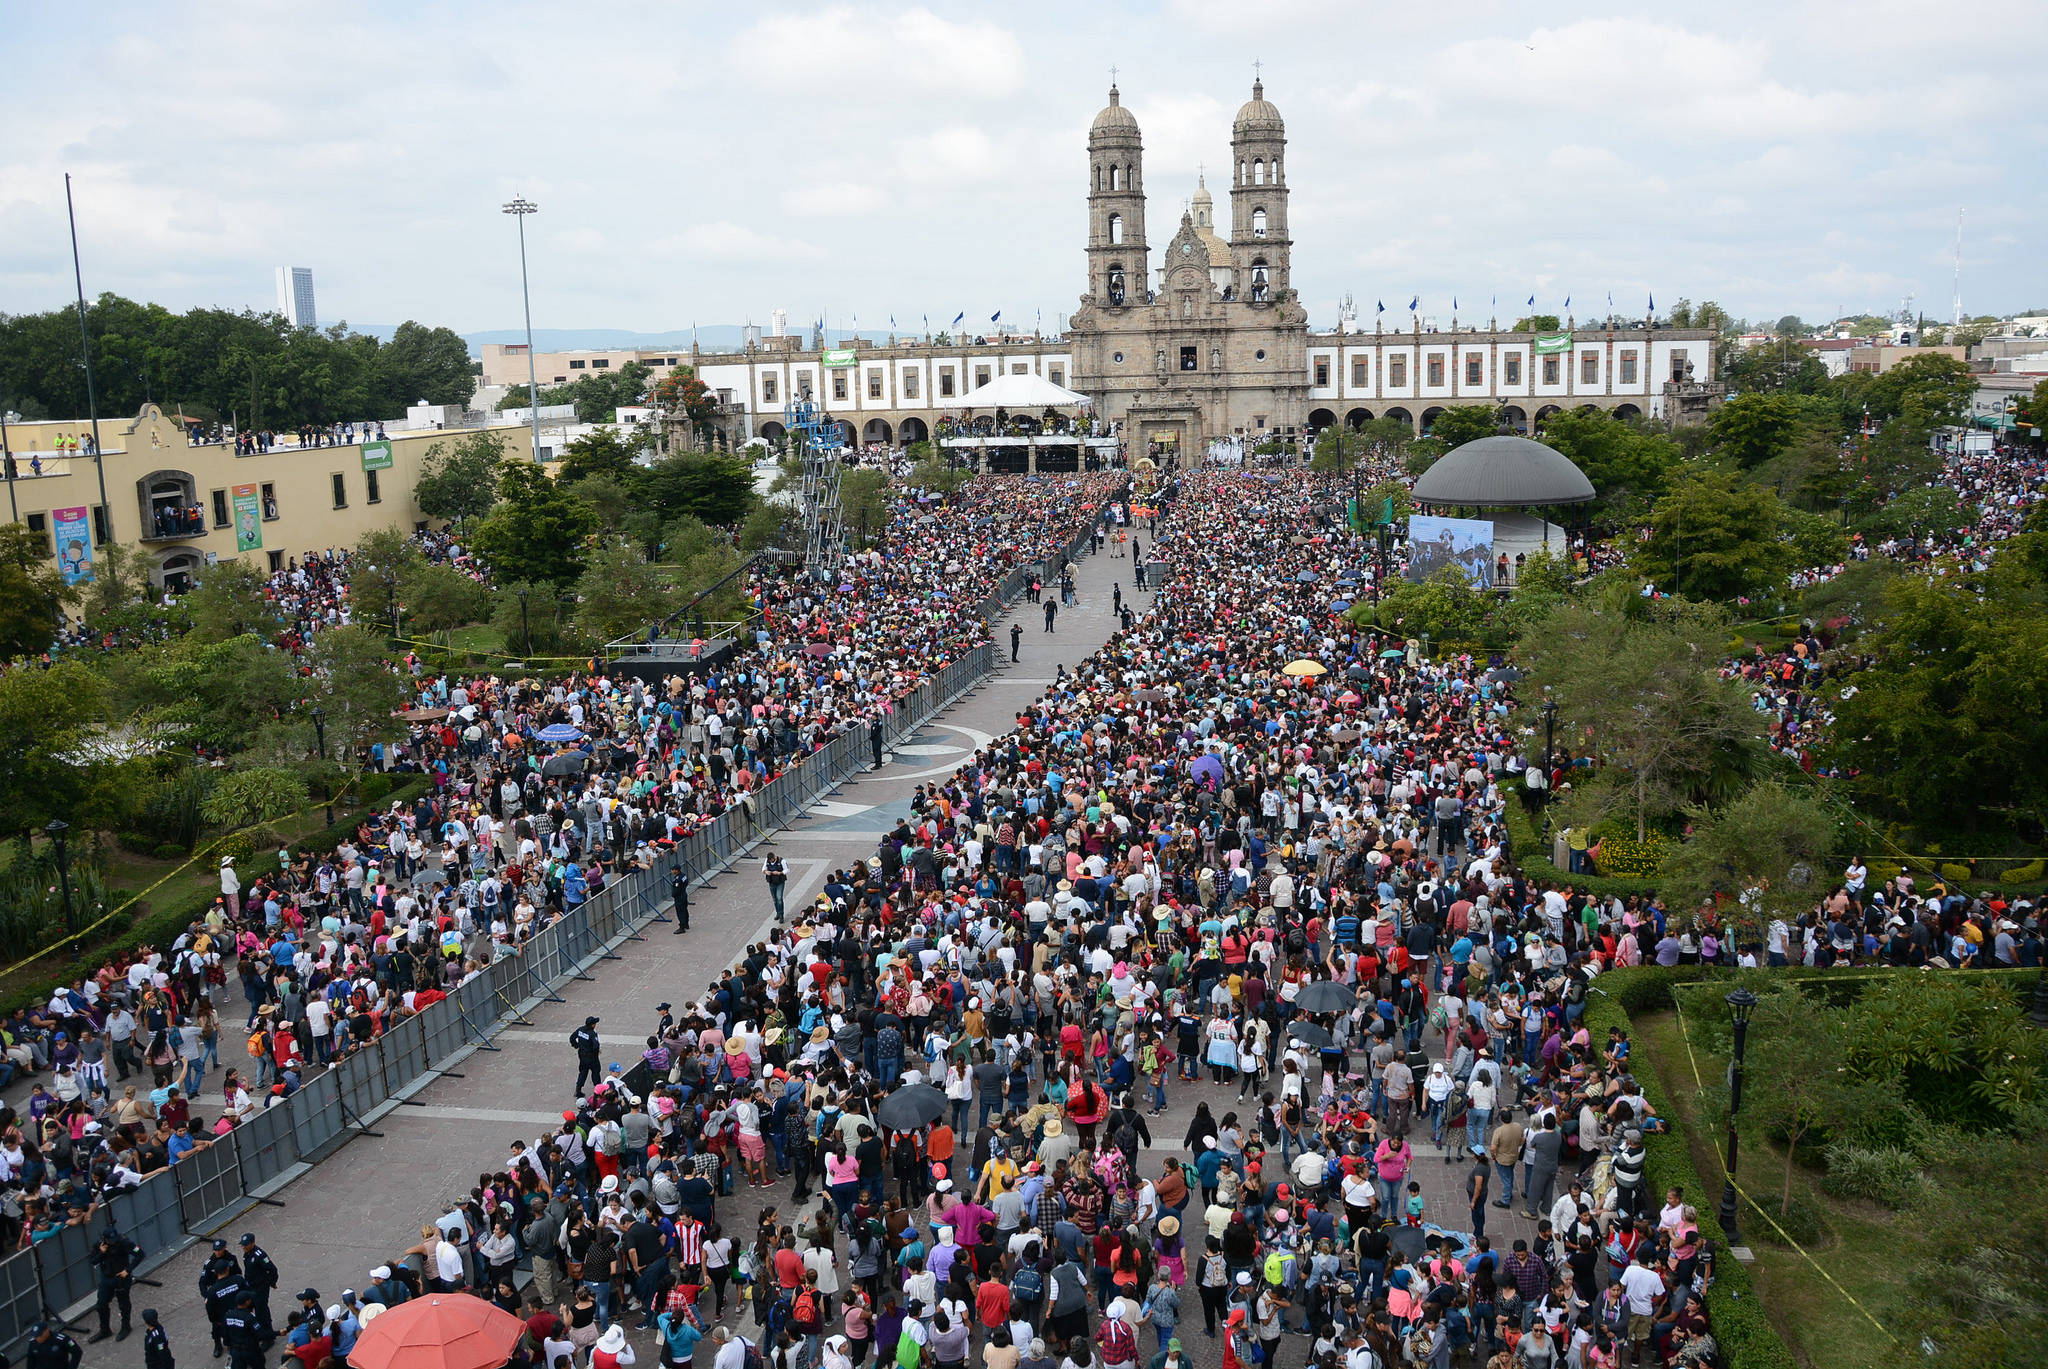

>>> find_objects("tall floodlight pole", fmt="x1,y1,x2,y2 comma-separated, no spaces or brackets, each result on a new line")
503,198,544,464
66,175,112,535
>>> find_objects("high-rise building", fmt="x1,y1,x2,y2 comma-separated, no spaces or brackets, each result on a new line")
274,266,317,329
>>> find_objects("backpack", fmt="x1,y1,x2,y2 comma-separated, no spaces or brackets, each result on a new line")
793,1290,820,1331
247,1030,269,1058
1011,1265,1043,1305
741,1337,767,1369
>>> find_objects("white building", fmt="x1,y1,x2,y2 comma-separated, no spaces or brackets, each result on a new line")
274,267,317,329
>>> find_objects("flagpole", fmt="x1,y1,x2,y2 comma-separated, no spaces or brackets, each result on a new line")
65,174,112,538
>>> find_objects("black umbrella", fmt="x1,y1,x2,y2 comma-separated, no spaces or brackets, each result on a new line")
875,1083,948,1131
540,753,587,777
1286,1021,1335,1049
1294,980,1357,1013
1345,666,1372,681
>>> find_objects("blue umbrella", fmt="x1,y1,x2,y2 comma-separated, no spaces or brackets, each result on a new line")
535,723,583,743
1191,754,1225,788
1331,600,1352,613
1295,570,1317,582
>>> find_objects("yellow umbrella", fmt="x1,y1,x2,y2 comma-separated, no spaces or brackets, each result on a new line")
1281,659,1328,678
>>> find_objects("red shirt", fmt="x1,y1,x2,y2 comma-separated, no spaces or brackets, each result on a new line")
773,1246,805,1290
975,1279,1011,1328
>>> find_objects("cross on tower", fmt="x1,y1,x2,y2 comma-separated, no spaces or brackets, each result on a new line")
1109,65,1119,87
1253,59,1262,80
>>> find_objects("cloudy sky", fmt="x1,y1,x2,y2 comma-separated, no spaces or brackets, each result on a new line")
5,1,2044,337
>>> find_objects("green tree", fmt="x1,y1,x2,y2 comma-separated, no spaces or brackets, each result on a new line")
373,321,474,408
492,581,570,657
557,426,644,484
1355,416,1415,459
1535,408,1679,505
1829,572,2048,831
200,767,311,830
1865,352,1976,426
413,430,508,525
400,562,491,633
349,527,420,630
304,626,407,768
470,461,599,586
633,453,758,526
1710,392,1802,468
79,541,150,622
1518,598,1765,839
1510,315,1561,333
182,560,286,643
573,538,681,642
1362,567,1491,642
1658,779,1837,929
906,455,968,496
0,522,80,658
0,661,104,838
123,633,302,754
1309,424,1366,476
1724,342,1832,396
1853,483,1971,542
839,468,891,548
1896,1128,2048,1367
1642,472,1795,600
1740,987,1896,1220
1424,404,1502,449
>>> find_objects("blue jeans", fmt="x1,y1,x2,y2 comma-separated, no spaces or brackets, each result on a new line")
583,1279,612,1326
1465,1108,1492,1157
1494,1163,1515,1205
878,1057,902,1088
1377,1177,1402,1213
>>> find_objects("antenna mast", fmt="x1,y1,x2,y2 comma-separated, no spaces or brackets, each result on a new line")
1951,208,1964,328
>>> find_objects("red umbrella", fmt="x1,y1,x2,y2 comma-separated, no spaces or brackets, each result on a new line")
348,1294,528,1369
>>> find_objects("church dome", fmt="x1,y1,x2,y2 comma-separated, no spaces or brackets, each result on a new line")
1410,434,1596,507
1091,86,1140,135
1190,175,1231,268
1234,80,1283,133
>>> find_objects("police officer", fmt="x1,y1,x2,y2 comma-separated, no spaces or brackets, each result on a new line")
89,1226,138,1341
670,863,690,935
238,1233,279,1326
200,1239,245,1358
571,1016,602,1096
24,1321,82,1369
142,1308,175,1369
219,1291,268,1369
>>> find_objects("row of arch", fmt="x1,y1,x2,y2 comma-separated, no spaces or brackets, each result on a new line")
756,417,931,448
1304,401,1644,435
1094,164,1134,192
1239,158,1279,186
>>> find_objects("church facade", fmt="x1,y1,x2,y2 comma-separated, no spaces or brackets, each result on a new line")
1067,82,1311,462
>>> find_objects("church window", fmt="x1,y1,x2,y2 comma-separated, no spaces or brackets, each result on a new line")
1619,350,1638,384
1427,355,1445,386
1109,213,1123,245
1352,358,1367,386
1257,350,1268,361
1250,259,1269,302
976,366,992,387
1670,349,1689,381
1543,356,1561,385
1238,159,1248,186
1253,159,1265,185
1252,208,1267,238
1465,356,1483,385
1581,353,1599,385
939,367,956,397
1504,356,1522,385
903,371,919,399
1389,356,1408,387
832,372,849,401
867,369,883,399
1049,366,1064,385
1314,359,1330,387
1112,352,1124,364
1110,165,1121,190
1107,266,1126,306
761,374,778,404
1180,346,1198,371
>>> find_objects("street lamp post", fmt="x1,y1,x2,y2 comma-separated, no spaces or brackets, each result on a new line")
312,706,333,825
502,198,545,465
45,820,75,934
518,587,531,657
1719,986,1760,1246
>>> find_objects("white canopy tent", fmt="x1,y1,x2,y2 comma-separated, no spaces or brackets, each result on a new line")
960,371,1093,409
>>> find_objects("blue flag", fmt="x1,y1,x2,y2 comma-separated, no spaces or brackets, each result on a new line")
951,311,964,329
1648,293,1656,313
1453,297,1459,311
1564,295,1570,310
991,310,1002,323
890,313,896,329
1408,296,1418,311
1376,300,1384,314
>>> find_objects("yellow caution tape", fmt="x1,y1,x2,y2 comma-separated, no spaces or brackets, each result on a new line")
1670,995,1899,1344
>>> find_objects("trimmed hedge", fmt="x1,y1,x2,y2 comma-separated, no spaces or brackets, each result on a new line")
1584,964,2044,1369
1499,782,1663,899
0,777,433,1020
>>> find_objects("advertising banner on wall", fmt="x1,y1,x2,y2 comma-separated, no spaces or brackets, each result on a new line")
1406,514,1496,588
50,506,94,585
232,484,263,552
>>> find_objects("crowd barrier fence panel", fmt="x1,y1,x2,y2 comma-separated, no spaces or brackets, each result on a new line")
379,1013,430,1098
232,1100,300,1193
419,997,469,1070
334,1043,385,1128
0,1245,44,1359
287,1069,347,1162
30,1223,96,1319
172,1135,245,1231
106,1171,185,1272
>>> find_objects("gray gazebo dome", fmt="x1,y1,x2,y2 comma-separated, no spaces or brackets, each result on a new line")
1410,434,1595,507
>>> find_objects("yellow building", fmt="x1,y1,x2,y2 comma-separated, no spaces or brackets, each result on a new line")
2,406,518,594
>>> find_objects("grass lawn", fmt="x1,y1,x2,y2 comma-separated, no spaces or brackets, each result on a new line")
1635,1011,1912,1369
444,623,506,655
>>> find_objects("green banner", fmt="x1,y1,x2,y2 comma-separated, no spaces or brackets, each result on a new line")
361,439,394,469
821,348,858,368
1532,332,1573,355
232,484,263,552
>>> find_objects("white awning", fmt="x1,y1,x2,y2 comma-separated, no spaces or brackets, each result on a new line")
960,371,1092,409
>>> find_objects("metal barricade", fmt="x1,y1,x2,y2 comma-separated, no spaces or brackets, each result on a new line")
379,1013,430,1098
106,1170,185,1269
419,998,469,1070
232,1100,300,1193
172,1133,245,1230
31,1222,96,1315
288,1069,347,1162
0,1246,44,1359
335,1042,385,1125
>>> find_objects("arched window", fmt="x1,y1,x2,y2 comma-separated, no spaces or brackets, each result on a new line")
1252,208,1267,238
1109,165,1121,191
1250,258,1270,302
1108,213,1123,245
1093,165,1101,191
1107,266,1126,306
1271,159,1281,183
1253,159,1265,185
1238,159,1248,186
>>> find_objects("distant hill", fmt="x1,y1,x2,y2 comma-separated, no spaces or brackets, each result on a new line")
355,325,868,357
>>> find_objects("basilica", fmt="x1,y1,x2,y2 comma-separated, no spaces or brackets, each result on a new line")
1067,81,1311,463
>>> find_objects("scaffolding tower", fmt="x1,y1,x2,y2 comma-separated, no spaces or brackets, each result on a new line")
784,396,846,576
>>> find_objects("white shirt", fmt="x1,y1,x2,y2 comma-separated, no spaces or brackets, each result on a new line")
1619,1264,1665,1315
